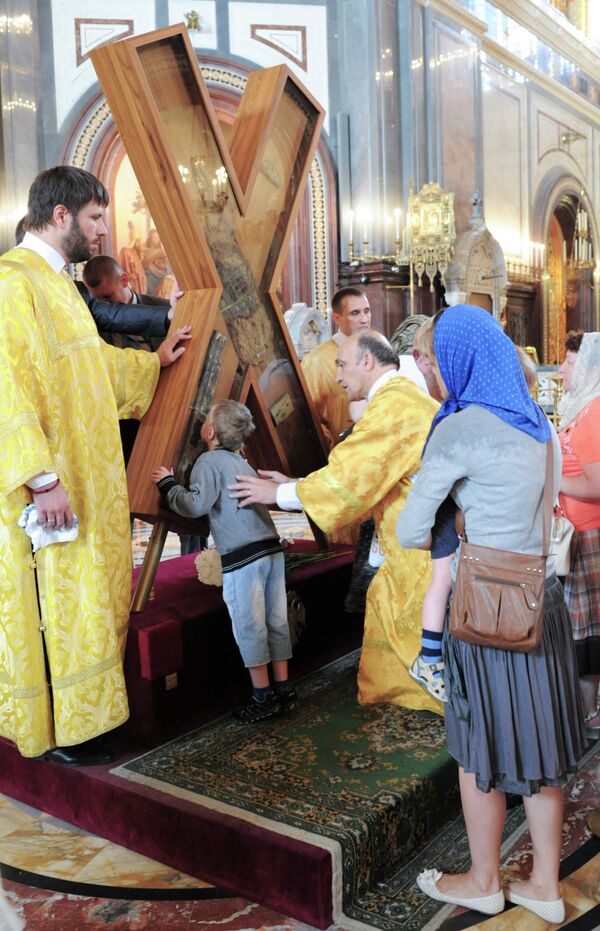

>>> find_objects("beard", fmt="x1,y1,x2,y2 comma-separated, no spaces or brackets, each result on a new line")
62,216,94,263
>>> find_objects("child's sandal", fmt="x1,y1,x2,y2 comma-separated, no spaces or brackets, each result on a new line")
409,653,447,703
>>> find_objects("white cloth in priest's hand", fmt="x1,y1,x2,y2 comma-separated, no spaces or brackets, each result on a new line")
18,503,79,552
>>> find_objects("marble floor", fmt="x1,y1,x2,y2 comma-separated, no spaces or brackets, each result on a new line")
2,519,596,928
0,746,597,929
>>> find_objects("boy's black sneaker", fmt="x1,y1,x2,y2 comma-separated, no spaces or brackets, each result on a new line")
233,693,281,724
276,687,298,712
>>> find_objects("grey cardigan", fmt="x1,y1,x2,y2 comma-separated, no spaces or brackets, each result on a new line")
158,449,281,571
396,406,561,576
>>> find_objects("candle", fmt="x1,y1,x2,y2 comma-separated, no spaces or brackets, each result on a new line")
348,209,354,246
562,240,567,263
394,207,402,241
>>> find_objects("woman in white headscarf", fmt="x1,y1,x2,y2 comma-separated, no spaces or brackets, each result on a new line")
558,330,600,736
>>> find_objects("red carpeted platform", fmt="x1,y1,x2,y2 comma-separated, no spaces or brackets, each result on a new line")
0,739,335,928
0,542,360,929
125,540,360,739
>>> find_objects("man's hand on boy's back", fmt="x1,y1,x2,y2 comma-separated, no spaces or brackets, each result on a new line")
151,466,174,484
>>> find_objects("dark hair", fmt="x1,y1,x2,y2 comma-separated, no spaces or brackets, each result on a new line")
565,329,584,353
210,400,255,450
15,216,28,245
355,331,399,368
27,166,109,231
83,254,122,288
331,286,366,316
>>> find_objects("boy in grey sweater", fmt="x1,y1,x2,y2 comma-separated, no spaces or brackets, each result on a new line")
151,400,295,723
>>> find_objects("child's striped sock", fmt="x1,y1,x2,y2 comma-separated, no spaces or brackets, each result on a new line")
421,629,443,676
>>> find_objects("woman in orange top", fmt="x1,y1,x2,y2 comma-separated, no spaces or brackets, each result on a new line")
558,330,600,736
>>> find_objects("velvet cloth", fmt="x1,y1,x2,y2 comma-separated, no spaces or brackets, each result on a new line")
128,543,355,682
0,736,334,928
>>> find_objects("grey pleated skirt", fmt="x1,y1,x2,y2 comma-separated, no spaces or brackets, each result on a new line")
444,575,587,796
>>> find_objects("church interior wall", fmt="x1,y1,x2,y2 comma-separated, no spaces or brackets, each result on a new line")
1,0,599,352
481,62,527,258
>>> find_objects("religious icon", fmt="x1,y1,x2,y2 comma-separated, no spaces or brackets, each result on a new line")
184,10,203,32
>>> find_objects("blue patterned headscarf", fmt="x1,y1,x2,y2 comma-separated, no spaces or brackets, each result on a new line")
429,304,550,442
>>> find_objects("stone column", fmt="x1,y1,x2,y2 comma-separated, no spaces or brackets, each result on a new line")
0,1,42,253
330,0,403,260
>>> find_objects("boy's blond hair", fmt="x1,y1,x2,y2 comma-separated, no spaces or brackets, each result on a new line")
515,345,537,391
210,400,255,451
413,316,436,359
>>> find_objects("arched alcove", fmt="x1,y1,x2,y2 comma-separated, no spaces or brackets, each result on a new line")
534,173,598,362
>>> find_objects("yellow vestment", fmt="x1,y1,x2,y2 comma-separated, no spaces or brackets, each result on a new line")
0,248,160,756
301,338,352,444
297,376,442,715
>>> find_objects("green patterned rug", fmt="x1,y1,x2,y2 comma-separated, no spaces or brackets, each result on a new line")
114,652,525,929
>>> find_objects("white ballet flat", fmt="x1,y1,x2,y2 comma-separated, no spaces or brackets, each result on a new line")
416,869,505,915
506,887,565,923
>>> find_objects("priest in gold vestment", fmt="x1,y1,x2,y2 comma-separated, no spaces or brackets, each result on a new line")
0,167,189,761
231,330,442,715
301,287,371,447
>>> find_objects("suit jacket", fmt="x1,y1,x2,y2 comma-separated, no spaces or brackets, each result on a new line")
75,280,169,338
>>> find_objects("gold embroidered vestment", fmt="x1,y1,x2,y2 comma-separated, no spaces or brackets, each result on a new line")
297,376,442,715
0,248,160,756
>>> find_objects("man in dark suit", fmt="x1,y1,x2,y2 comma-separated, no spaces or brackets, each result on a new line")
82,254,171,351
83,256,204,554
76,278,171,338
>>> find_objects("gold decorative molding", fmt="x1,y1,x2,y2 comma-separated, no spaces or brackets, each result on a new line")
250,24,308,71
407,181,456,288
489,0,599,81
421,0,600,80
419,0,600,102
70,101,112,167
75,18,134,66
309,155,328,313
483,35,600,126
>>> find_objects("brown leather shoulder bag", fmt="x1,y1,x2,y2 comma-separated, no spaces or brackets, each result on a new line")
449,443,552,652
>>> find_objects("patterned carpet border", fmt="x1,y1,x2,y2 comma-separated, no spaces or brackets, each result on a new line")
113,650,599,931
113,651,460,930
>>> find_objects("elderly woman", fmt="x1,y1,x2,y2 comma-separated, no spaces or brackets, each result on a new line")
558,330,600,736
397,305,585,923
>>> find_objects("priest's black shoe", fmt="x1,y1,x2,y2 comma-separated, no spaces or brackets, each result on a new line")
42,737,114,766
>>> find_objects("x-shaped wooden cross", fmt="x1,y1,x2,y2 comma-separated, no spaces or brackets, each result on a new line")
92,25,327,542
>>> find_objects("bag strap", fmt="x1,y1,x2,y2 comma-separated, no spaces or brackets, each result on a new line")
542,439,553,557
455,439,554,556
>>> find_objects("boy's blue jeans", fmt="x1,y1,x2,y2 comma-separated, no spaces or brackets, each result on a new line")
221,552,292,668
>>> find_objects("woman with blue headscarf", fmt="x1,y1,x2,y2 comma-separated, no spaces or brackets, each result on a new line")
397,305,585,923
